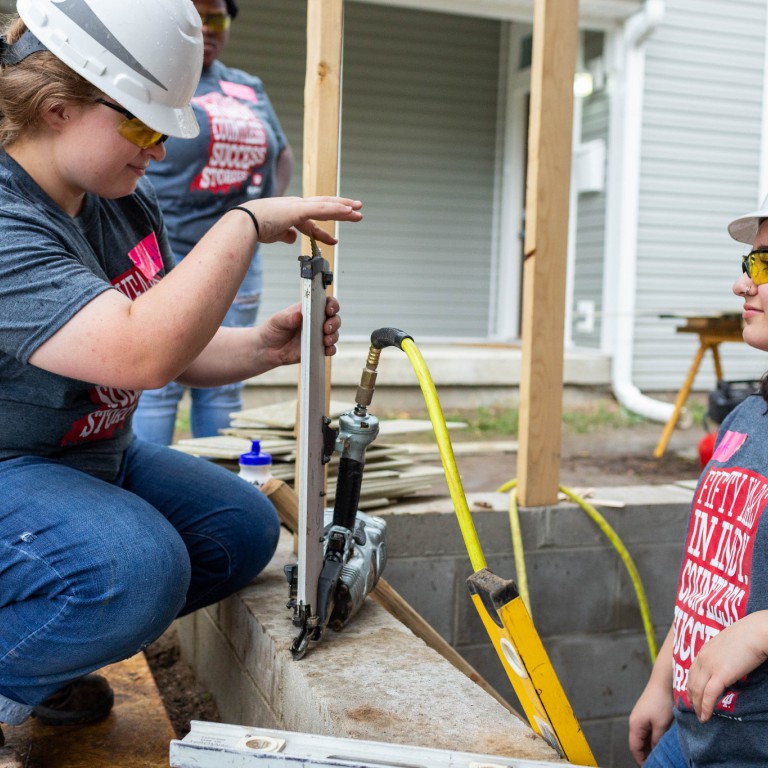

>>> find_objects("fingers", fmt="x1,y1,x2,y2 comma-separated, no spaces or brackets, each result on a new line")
325,297,340,317
628,729,651,767
690,675,723,723
322,298,341,355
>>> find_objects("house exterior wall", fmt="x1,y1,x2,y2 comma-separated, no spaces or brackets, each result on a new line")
4,0,763,391
226,0,501,341
632,0,768,389
573,89,610,349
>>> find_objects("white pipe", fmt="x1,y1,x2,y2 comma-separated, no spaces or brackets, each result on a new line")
603,0,671,422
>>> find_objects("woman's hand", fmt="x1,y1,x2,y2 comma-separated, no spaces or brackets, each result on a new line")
241,196,363,245
258,296,341,367
687,611,768,722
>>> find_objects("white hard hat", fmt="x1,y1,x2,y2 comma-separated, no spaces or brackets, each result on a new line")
728,193,768,245
16,0,203,139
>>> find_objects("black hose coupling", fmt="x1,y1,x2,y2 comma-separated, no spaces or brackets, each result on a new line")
355,329,413,408
370,327,413,350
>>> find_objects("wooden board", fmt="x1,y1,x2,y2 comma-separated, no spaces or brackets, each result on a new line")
517,0,579,506
3,654,174,767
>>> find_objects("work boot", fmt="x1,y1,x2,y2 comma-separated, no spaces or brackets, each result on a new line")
32,674,114,726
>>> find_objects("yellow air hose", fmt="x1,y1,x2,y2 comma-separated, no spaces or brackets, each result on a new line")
497,479,658,664
374,329,657,665
400,338,487,573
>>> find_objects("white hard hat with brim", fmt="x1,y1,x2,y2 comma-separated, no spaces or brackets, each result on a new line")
16,0,202,140
728,194,768,245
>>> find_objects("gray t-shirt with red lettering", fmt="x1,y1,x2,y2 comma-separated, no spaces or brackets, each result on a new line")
0,153,173,480
672,392,768,765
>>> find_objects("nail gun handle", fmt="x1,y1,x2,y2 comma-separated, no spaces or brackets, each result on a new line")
332,456,364,531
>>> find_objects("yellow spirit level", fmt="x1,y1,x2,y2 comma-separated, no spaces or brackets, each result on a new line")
467,568,596,765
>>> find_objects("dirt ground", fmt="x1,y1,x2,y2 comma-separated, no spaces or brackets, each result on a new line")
144,410,705,737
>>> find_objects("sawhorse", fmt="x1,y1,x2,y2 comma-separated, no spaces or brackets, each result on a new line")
654,326,744,458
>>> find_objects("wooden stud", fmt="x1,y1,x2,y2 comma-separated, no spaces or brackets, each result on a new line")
517,0,579,507
295,0,344,488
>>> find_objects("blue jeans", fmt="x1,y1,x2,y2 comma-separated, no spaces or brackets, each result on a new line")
133,265,261,445
644,724,688,768
0,438,279,724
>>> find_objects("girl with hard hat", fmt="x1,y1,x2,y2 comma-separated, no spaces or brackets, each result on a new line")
0,0,361,754
134,0,296,446
629,195,768,766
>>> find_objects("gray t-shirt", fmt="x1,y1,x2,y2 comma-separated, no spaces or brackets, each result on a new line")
673,393,768,765
145,60,287,295
0,153,174,480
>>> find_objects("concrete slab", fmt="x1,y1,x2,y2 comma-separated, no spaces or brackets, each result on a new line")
2,653,175,768
177,531,561,764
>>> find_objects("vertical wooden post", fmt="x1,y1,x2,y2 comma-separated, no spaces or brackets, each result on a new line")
517,0,579,507
295,0,343,486
303,0,343,399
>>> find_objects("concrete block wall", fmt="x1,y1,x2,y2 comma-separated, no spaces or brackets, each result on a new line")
175,534,566,765
377,485,693,768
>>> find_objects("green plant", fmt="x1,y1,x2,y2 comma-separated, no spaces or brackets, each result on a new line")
560,402,647,434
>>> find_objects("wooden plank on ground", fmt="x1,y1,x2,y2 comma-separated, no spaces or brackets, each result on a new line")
4,653,174,767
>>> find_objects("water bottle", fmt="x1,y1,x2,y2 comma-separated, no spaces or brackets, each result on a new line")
238,439,273,486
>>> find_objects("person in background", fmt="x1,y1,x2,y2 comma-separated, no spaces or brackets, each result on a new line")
0,0,360,761
628,194,768,766
133,0,295,445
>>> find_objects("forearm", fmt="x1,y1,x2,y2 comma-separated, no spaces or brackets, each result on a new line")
628,625,675,765
274,144,294,197
129,214,258,378
29,197,357,390
650,626,675,692
176,325,285,387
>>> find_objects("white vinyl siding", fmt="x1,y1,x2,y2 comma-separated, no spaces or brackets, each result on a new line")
225,1,501,340
572,90,609,349
633,0,768,389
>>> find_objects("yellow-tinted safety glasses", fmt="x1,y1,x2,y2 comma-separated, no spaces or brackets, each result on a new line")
199,13,231,32
742,249,768,285
94,99,168,149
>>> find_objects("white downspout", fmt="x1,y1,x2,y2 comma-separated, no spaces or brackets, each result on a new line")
603,0,671,422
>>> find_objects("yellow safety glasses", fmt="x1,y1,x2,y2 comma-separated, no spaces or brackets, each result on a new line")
94,99,168,150
742,249,768,285
199,12,231,32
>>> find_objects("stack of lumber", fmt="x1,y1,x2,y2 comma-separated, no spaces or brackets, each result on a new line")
171,399,467,510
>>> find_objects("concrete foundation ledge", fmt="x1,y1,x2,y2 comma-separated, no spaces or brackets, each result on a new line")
175,531,565,764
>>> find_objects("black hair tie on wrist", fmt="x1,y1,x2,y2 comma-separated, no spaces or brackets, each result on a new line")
227,206,260,240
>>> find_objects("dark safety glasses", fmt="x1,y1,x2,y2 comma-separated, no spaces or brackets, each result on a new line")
199,12,231,32
94,99,168,149
742,249,768,285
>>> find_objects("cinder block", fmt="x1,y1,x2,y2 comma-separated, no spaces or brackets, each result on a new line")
176,531,561,764
545,632,653,720
381,556,461,642
177,607,279,728
614,542,681,631
581,716,639,768
540,493,690,550
378,493,545,557
454,547,622,645
377,508,468,557
474,503,548,554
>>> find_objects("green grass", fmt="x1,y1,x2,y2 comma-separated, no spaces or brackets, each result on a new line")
377,397,662,442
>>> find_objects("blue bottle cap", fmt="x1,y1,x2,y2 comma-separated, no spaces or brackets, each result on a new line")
239,439,272,466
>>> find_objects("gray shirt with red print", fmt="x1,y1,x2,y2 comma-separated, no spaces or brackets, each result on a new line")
673,392,768,766
0,153,173,481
